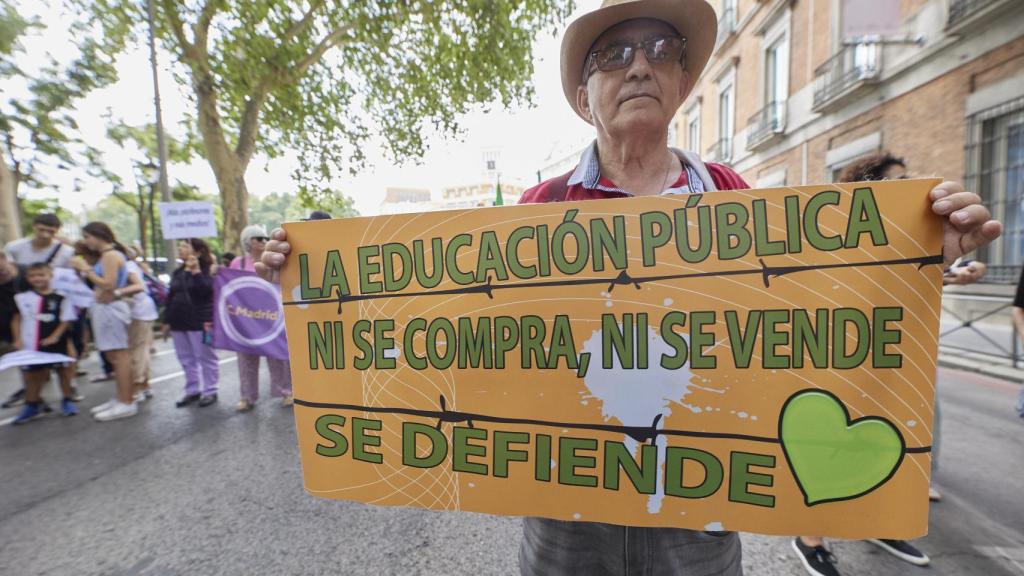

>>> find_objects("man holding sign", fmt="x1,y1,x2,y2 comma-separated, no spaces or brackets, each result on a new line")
258,1,1001,575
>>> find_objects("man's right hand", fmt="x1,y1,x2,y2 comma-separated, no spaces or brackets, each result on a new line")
255,228,290,283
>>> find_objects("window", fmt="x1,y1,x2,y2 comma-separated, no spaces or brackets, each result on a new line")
686,103,701,152
711,66,736,162
719,85,734,144
968,98,1024,269
668,121,678,147
764,32,789,108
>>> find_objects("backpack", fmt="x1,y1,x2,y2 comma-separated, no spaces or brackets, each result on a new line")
143,271,169,308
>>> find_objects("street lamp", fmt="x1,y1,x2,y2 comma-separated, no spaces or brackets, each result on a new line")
136,161,160,269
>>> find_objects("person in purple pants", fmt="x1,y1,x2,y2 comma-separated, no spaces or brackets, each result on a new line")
163,239,220,407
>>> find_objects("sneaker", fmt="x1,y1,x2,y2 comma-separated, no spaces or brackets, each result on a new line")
281,394,294,407
175,393,201,408
40,401,53,414
868,539,930,566
69,387,85,402
90,399,117,414
2,388,25,409
12,403,42,425
792,538,841,576
928,486,942,502
94,401,138,422
198,394,218,407
133,389,154,403
61,398,78,417
235,399,254,413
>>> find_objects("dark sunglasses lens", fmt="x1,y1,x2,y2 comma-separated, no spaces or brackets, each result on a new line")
597,44,634,71
254,236,269,242
645,37,683,63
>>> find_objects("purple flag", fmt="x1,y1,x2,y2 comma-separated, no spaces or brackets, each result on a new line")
212,268,289,360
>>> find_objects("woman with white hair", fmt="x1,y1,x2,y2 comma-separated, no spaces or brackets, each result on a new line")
231,224,293,412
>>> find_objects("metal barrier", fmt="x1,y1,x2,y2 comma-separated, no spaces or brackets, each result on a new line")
940,292,1020,368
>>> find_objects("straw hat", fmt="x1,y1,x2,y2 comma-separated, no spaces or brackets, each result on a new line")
560,0,718,122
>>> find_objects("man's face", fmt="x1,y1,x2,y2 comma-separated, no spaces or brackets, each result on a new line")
578,19,689,137
33,223,58,242
26,268,51,291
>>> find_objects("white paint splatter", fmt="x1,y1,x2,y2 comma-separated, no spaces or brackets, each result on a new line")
704,521,724,531
907,420,917,428
580,325,697,514
663,298,674,306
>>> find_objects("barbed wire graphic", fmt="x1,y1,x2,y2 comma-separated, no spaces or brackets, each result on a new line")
283,254,944,314
294,394,933,454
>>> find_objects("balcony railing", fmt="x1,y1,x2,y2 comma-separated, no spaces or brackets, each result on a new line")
812,41,881,111
706,137,733,164
949,0,998,23
746,101,786,150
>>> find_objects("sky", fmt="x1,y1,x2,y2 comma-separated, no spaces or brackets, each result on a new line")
12,1,605,217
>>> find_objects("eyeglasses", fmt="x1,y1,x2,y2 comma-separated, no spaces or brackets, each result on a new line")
252,236,269,242
586,35,687,79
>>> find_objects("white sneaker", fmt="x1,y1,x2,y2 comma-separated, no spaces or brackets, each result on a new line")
90,399,117,414
94,401,138,422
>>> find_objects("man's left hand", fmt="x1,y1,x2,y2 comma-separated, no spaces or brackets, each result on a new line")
931,181,1002,267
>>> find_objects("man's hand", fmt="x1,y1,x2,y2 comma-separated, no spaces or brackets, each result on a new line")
931,181,1002,267
255,228,290,283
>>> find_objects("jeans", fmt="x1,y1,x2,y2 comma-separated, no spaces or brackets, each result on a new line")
519,518,743,576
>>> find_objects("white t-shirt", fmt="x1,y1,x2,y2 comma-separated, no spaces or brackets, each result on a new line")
4,238,74,269
14,290,76,351
125,261,159,321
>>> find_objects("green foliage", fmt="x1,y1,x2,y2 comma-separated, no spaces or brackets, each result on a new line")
83,181,224,256
71,0,573,188
295,186,359,220
1,0,123,191
18,197,71,236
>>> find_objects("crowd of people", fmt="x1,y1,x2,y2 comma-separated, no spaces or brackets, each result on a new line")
0,0,1014,572
0,213,301,425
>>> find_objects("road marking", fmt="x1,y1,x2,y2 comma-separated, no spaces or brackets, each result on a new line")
974,546,1024,574
149,356,237,384
0,357,237,427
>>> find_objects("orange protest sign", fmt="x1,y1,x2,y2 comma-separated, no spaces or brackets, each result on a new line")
281,179,943,539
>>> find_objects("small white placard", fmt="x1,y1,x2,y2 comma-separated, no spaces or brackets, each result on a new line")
51,268,95,309
0,350,76,372
159,201,218,239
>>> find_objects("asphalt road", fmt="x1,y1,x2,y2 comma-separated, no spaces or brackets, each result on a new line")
0,340,1021,576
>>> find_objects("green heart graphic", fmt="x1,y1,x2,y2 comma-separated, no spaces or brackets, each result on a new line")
779,390,905,506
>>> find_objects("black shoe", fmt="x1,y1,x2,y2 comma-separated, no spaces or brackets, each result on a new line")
868,539,929,566
176,394,201,408
40,401,54,414
2,388,25,409
198,394,218,407
792,538,840,576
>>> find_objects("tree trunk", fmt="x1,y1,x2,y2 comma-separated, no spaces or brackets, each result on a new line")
0,159,20,244
210,154,248,254
194,76,249,254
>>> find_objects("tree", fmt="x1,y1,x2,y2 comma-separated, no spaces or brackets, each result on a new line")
72,0,572,251
102,120,197,258
0,1,122,243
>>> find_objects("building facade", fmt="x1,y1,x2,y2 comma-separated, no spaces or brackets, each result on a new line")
440,182,525,210
674,0,1024,286
379,187,433,215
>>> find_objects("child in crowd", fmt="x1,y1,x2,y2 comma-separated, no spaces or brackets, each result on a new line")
11,263,78,424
